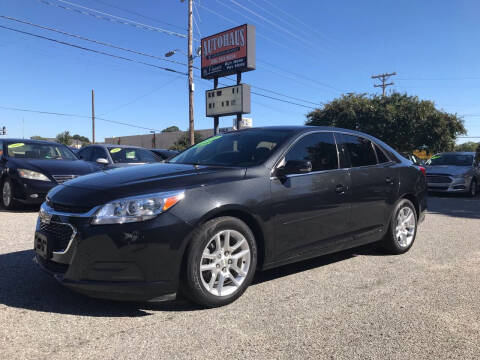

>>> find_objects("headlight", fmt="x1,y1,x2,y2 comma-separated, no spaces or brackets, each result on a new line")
18,169,50,181
91,190,185,225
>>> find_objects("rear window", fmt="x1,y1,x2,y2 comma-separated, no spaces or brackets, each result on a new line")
108,147,159,164
375,144,390,163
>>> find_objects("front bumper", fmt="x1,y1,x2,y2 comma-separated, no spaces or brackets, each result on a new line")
33,204,194,301
427,175,472,193
12,177,56,204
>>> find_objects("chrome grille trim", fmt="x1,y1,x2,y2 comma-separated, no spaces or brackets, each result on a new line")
52,175,78,184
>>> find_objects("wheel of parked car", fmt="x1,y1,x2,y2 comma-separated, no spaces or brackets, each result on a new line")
381,199,417,254
1,178,17,210
182,217,257,308
469,179,477,197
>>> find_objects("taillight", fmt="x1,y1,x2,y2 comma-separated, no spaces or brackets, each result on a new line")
419,166,426,176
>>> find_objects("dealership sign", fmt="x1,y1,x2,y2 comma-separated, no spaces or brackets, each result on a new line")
205,84,251,117
201,24,256,79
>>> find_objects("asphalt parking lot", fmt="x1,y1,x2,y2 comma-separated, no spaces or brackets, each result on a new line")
0,196,479,360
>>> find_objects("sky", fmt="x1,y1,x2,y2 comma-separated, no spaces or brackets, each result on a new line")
0,0,479,143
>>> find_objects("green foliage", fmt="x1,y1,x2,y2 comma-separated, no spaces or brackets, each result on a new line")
306,92,466,153
454,141,479,152
170,132,204,151
55,131,72,145
72,134,90,144
30,135,48,141
162,126,180,133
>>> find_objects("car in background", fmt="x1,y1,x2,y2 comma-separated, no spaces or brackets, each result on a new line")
0,139,98,209
400,152,424,166
425,152,479,196
35,126,426,307
77,144,162,168
150,149,179,161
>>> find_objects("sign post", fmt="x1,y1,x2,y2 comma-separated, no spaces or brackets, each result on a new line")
201,24,255,133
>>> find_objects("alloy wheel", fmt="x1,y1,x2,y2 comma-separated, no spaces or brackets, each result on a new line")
199,230,251,297
395,206,416,248
2,181,12,207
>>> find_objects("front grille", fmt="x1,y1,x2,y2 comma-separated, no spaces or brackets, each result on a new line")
39,221,75,252
50,202,92,214
427,175,452,184
52,175,78,184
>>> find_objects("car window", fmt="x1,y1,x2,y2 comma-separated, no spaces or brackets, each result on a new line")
375,144,390,163
169,129,295,167
5,142,77,160
285,132,338,171
92,147,108,162
341,134,377,167
108,147,159,163
78,147,93,161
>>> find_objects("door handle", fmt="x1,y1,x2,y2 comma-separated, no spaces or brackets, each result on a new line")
335,184,347,194
385,177,394,184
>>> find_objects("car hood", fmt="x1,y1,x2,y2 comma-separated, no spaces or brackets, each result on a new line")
8,158,97,175
48,163,246,208
425,165,472,176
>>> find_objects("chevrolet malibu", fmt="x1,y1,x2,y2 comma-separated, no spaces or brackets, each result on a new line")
34,126,427,307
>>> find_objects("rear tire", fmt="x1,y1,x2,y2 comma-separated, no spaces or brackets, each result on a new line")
381,199,417,254
181,216,257,308
1,178,18,210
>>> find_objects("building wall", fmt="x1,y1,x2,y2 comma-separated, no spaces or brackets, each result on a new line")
105,129,214,149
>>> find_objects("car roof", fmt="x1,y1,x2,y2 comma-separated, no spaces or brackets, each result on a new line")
1,138,64,145
87,144,145,149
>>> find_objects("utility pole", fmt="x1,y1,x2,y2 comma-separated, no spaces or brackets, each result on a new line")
187,0,195,146
91,89,95,144
371,72,397,97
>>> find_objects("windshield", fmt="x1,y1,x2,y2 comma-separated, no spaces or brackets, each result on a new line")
169,129,295,167
6,142,77,160
426,154,473,166
108,147,159,164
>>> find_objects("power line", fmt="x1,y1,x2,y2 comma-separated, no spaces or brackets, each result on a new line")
90,0,188,32
0,15,188,67
1,23,324,110
0,24,187,75
38,0,188,39
0,105,162,132
398,77,480,81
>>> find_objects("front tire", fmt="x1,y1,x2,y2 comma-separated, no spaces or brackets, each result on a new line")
1,178,18,210
381,199,417,254
182,216,257,308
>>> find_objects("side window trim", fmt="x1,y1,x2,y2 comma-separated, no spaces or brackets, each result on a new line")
338,133,378,169
373,143,393,165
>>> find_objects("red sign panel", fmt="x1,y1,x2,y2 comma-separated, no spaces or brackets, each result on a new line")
201,24,255,79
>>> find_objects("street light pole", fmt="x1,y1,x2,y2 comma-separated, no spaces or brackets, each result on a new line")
187,0,194,146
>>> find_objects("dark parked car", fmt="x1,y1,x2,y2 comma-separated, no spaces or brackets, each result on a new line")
34,127,427,307
425,152,479,196
151,148,179,161
0,139,97,209
77,144,161,168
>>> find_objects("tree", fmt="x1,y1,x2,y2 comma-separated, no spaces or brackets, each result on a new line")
170,131,203,151
454,141,479,152
71,134,91,147
55,131,72,145
162,126,180,133
306,92,466,153
30,135,48,141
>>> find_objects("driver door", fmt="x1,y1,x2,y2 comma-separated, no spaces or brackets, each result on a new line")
270,131,352,261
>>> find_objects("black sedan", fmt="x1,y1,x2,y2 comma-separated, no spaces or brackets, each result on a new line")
0,139,98,209
34,126,427,307
77,144,161,168
150,148,179,161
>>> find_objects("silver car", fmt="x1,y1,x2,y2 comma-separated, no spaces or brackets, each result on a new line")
425,152,479,196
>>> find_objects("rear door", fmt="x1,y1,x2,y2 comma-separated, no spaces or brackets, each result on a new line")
338,133,398,239
271,131,352,260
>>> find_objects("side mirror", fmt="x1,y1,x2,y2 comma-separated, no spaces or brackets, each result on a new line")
276,160,312,177
96,158,109,165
